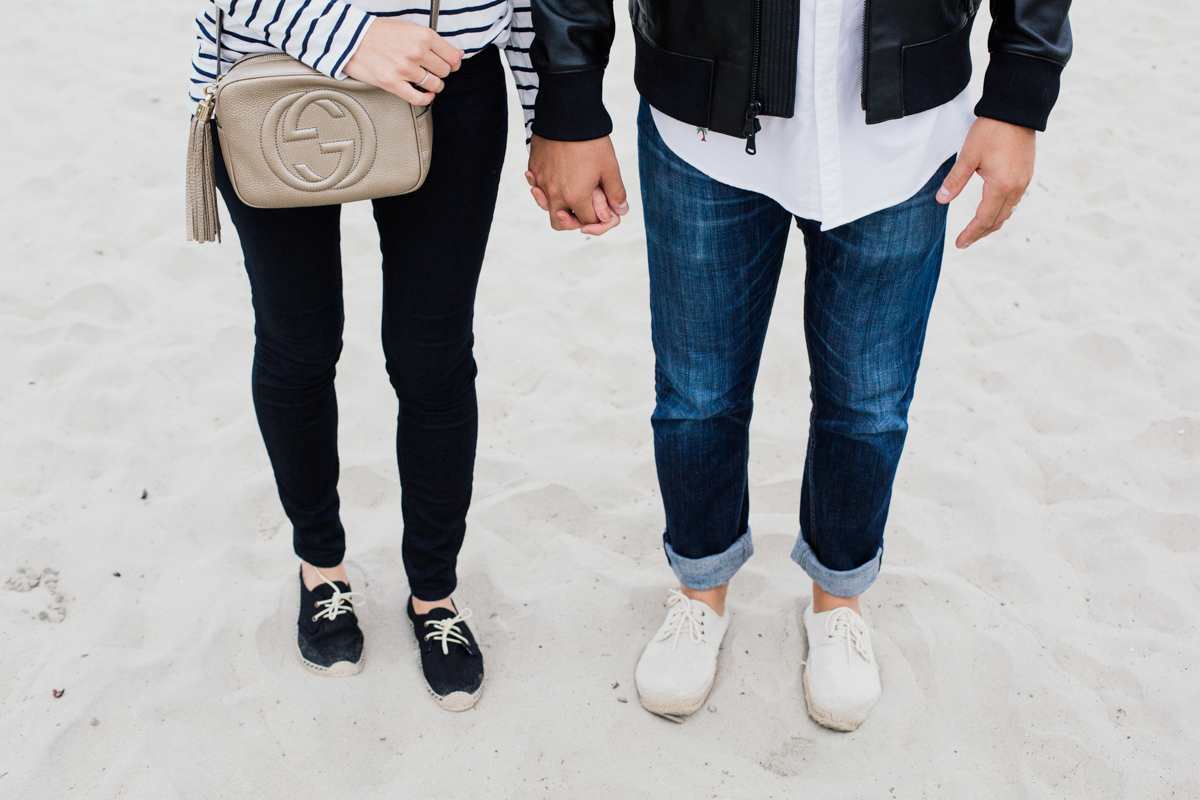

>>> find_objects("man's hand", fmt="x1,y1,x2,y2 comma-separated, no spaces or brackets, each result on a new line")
526,134,630,235
344,18,463,106
936,117,1036,249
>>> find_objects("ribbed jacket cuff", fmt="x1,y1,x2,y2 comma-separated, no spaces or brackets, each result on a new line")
973,50,1065,132
531,69,613,141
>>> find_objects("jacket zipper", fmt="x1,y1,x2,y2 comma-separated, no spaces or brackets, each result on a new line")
860,0,870,111
743,0,764,154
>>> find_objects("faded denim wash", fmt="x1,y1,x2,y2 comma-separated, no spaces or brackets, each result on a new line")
638,99,952,596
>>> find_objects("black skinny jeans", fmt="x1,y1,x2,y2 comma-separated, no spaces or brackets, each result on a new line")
214,47,507,600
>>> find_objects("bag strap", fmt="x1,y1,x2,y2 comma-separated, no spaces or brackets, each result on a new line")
215,7,224,79
213,0,442,80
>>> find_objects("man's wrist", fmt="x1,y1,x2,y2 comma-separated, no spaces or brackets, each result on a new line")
531,70,613,141
973,51,1064,132
970,116,1036,135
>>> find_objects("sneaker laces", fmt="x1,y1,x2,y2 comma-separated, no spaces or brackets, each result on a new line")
824,607,875,665
654,589,709,651
424,608,473,655
310,568,365,623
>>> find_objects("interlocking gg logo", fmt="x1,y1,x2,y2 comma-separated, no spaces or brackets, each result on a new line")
262,89,377,192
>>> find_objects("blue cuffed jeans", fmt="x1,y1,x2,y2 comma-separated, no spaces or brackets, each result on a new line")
639,100,952,597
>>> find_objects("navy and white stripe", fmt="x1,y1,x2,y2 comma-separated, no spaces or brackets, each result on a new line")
189,0,537,141
503,1,537,142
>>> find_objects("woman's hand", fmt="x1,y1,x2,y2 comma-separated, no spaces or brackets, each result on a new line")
344,18,464,106
525,135,629,235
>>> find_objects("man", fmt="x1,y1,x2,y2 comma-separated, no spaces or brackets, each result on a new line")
525,0,1071,729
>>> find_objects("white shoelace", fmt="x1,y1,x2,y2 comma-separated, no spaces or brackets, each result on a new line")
310,568,365,623
424,608,473,655
823,607,875,665
654,589,709,651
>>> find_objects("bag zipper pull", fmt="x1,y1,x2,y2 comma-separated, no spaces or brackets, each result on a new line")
743,101,762,155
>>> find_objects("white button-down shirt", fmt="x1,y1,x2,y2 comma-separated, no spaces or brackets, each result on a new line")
651,0,976,230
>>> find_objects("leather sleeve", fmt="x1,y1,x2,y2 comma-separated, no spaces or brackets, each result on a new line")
529,0,617,140
975,0,1073,131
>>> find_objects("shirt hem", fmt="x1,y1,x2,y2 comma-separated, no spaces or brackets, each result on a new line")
650,102,973,231
815,138,962,230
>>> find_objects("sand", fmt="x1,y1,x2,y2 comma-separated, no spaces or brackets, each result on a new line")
1,0,1198,797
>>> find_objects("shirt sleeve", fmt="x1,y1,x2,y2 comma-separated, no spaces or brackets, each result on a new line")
504,0,538,144
213,0,376,80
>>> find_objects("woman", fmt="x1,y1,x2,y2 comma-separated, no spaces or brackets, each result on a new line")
188,0,536,710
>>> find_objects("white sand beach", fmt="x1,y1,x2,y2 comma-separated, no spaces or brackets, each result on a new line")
1,0,1198,796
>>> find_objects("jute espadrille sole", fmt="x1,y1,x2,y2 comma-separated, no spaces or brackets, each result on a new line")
802,667,863,732
297,645,364,678
425,684,482,712
637,676,713,720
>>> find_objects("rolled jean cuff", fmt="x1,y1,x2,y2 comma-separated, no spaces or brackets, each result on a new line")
791,536,882,597
664,529,754,591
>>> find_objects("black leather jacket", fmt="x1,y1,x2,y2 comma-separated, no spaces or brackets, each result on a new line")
530,0,1072,150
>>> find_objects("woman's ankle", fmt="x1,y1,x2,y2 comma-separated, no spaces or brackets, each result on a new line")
301,560,348,590
411,595,456,615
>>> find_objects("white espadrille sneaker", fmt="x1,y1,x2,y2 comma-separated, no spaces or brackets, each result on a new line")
802,604,881,731
635,589,731,719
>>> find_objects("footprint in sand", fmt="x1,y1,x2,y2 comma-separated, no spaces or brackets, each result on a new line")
3,566,66,622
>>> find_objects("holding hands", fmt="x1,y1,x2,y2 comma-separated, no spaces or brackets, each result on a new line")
523,116,1038,247
345,18,465,105
525,135,630,235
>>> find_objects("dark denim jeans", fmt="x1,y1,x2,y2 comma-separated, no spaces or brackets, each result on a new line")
214,48,508,601
639,100,952,596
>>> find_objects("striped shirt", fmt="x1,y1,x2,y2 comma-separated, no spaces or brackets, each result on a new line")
189,0,537,141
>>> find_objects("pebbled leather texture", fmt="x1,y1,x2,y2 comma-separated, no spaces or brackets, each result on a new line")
215,54,432,209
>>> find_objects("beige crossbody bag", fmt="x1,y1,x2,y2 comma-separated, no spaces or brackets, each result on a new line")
186,4,439,242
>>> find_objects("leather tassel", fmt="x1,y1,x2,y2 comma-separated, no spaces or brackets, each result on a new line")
186,103,221,243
